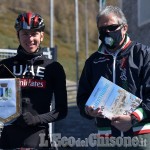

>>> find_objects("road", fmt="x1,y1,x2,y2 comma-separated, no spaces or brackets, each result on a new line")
54,106,97,150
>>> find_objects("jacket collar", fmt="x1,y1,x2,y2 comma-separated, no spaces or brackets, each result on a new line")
16,45,43,64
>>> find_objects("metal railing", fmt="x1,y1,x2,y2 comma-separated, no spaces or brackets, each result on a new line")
0,48,53,60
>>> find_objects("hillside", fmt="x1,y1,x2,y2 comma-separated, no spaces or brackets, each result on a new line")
0,0,118,81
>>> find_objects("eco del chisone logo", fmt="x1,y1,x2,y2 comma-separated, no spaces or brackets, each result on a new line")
0,83,12,101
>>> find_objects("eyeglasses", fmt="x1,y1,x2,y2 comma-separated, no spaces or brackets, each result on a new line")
98,24,123,32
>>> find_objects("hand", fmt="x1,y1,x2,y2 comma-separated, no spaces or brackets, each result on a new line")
111,115,132,132
85,106,104,118
23,112,40,126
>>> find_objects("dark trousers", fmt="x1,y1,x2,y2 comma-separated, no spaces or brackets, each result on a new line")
0,125,52,149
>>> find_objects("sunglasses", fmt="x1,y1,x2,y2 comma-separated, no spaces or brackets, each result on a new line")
98,24,122,32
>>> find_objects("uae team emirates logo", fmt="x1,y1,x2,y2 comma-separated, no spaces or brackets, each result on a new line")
20,78,46,88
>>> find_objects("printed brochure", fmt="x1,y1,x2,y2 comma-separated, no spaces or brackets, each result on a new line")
85,76,142,119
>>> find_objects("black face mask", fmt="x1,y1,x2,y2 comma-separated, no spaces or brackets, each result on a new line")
99,28,123,49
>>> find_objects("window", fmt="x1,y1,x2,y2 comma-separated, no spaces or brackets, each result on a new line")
138,0,150,26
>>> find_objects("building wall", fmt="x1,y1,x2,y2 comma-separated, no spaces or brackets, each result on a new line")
122,0,150,46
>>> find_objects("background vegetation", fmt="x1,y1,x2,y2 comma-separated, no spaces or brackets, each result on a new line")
0,0,119,82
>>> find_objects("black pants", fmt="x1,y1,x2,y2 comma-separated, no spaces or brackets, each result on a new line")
0,125,53,149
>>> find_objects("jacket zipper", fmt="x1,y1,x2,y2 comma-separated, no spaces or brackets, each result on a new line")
113,51,124,137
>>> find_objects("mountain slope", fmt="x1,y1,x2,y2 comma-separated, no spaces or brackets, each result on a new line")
0,0,117,81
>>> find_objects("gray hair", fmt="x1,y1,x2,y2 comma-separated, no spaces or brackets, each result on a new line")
96,5,127,26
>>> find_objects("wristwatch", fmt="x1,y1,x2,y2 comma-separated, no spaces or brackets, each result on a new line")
131,114,139,126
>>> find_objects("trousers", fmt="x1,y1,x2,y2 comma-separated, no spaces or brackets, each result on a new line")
0,125,51,149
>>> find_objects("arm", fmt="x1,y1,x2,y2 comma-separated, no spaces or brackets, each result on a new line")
131,48,150,122
38,62,68,124
111,47,150,132
77,61,94,119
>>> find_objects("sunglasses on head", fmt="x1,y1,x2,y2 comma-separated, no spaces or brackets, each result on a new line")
98,24,122,32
